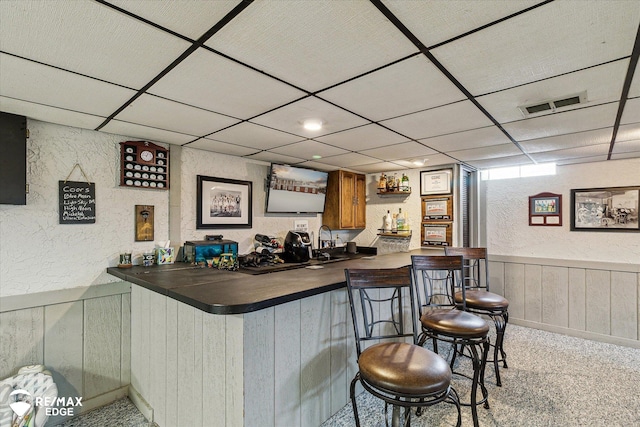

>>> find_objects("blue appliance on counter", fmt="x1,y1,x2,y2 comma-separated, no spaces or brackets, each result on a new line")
183,239,238,265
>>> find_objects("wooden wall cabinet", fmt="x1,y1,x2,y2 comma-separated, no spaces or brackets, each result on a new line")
0,112,27,205
323,170,366,229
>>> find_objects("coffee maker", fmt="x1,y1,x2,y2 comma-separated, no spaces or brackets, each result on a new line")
282,231,312,263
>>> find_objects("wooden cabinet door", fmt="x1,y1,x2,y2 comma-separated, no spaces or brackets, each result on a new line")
340,171,356,229
354,173,366,228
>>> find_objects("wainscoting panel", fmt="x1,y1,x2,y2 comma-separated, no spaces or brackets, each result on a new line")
0,307,44,379
130,286,366,427
490,256,639,349
0,282,131,424
43,301,84,404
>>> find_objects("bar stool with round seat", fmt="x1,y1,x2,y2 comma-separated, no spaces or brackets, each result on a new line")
344,266,461,427
411,255,490,427
444,247,510,386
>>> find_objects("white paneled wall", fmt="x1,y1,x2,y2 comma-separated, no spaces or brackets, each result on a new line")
131,286,358,427
490,256,640,348
0,282,132,425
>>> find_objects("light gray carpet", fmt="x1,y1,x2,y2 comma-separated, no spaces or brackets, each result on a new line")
53,398,155,427
322,324,640,427
52,325,640,426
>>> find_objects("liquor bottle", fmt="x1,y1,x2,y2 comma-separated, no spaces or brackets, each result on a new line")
396,208,405,231
401,173,409,192
386,174,395,191
384,210,392,232
378,173,387,193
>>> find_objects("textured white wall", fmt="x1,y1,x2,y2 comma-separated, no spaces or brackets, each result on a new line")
360,170,423,253
485,158,640,263
0,120,169,297
178,147,324,253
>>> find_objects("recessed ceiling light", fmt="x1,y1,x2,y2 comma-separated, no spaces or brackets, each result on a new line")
412,158,427,166
303,119,323,131
312,155,322,159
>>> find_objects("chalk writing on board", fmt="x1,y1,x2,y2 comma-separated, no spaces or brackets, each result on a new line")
59,181,96,224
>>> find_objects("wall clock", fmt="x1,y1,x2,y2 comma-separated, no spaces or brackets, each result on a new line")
139,149,154,164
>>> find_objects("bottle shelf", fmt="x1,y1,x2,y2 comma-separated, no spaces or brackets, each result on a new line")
377,229,412,238
376,189,411,197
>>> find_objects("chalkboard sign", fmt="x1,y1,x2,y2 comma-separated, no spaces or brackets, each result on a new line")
59,181,96,224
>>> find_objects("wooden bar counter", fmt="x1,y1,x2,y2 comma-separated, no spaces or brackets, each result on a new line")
108,249,439,427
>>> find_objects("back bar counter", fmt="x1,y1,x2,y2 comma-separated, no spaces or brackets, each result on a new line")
107,249,439,427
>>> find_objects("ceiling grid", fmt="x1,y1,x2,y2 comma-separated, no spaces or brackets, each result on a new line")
0,0,639,172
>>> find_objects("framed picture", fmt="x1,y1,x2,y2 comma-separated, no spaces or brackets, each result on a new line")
197,175,252,229
529,192,562,226
420,169,452,195
421,222,453,247
570,186,639,232
422,195,453,222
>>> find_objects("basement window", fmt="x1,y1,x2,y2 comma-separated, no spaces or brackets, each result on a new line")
481,163,556,181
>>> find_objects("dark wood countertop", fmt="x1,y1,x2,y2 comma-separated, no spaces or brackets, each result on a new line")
107,248,442,315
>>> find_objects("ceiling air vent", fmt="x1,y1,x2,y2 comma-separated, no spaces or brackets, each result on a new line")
518,91,587,117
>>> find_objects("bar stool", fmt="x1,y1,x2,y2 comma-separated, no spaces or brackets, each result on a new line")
344,266,461,427
444,247,509,386
410,255,490,427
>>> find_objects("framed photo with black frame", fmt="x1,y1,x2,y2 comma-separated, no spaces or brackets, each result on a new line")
197,175,252,229
570,186,639,232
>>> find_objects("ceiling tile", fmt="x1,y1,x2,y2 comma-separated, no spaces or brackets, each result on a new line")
617,123,640,142
519,128,613,153
0,96,105,130
611,139,640,155
206,0,418,91
315,124,408,151
115,94,240,136
621,97,640,125
477,60,630,123
629,60,640,98
381,100,493,140
352,162,406,174
393,153,460,169
449,143,523,161
149,48,306,119
269,140,350,160
207,122,304,151
244,151,306,164
431,1,640,95
314,153,382,168
294,161,342,172
529,144,611,163
503,103,619,141
250,97,369,137
555,155,607,166
0,53,137,117
381,0,546,47
108,0,240,40
187,138,260,157
418,126,512,152
555,155,608,165
319,55,466,121
466,155,533,169
0,0,192,88
360,141,437,161
100,120,196,145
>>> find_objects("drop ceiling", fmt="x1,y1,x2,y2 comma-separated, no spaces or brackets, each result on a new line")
1,0,639,173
